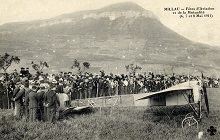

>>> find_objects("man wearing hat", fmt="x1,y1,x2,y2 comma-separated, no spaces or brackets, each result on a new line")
28,85,38,122
56,80,64,93
12,81,20,111
98,78,104,97
44,84,60,123
20,67,25,77
23,84,31,120
36,84,46,121
87,77,93,98
0,80,6,109
71,80,78,100
13,82,25,118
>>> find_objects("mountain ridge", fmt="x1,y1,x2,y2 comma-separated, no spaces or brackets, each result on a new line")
0,2,220,75
0,2,186,42
98,2,145,12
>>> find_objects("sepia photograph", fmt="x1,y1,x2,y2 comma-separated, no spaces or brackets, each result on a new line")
0,0,219,139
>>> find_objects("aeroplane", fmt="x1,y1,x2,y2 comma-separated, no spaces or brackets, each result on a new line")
136,80,209,129
56,78,210,128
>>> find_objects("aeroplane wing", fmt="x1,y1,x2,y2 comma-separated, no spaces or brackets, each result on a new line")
136,81,198,101
61,106,92,115
73,106,91,111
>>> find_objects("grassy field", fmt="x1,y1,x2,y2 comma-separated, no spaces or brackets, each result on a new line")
0,88,220,140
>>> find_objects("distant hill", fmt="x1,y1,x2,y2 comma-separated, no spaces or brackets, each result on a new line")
0,2,220,76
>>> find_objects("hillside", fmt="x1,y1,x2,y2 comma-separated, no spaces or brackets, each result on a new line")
0,2,220,75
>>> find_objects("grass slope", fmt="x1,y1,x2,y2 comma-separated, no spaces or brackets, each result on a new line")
0,88,220,140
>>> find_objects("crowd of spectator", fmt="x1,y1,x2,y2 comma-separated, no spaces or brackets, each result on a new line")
0,68,220,122
0,68,219,99
0,68,220,109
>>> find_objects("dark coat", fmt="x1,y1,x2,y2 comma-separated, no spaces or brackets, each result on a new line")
14,87,25,105
24,88,31,106
28,90,38,108
56,84,64,93
44,90,60,108
13,87,20,98
36,91,45,106
0,82,6,94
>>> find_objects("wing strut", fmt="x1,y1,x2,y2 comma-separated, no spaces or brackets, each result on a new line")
181,91,199,118
201,72,210,116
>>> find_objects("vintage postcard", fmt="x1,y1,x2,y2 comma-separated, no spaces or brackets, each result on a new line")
0,0,219,140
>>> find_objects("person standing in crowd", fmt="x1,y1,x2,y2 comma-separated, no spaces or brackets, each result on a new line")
134,79,139,94
28,85,38,122
103,78,109,96
24,84,31,121
8,80,15,109
13,82,25,118
92,76,99,98
123,78,129,94
64,82,72,101
98,78,104,97
71,80,78,100
44,85,60,123
0,80,6,109
139,79,144,93
22,78,31,120
109,78,115,96
87,77,93,98
129,78,135,94
13,82,20,115
36,84,46,121
114,79,119,95
78,79,83,99
83,78,89,99
62,82,71,107
56,80,64,93
106,78,111,96
119,79,124,95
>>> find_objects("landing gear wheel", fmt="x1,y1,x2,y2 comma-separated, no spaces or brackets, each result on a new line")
181,116,198,129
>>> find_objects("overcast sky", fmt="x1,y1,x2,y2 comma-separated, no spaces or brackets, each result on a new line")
0,0,219,46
